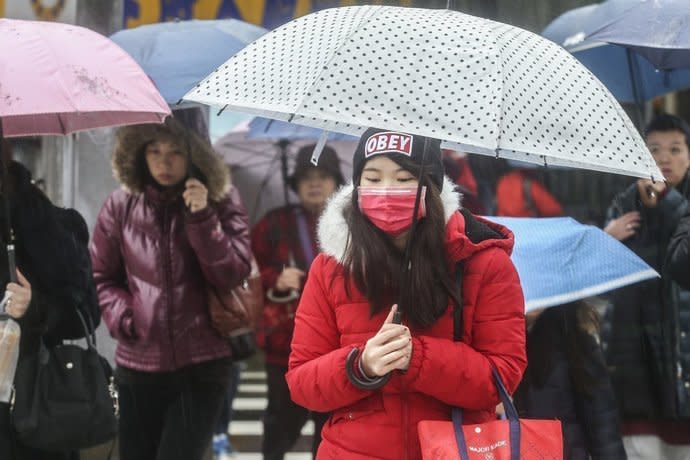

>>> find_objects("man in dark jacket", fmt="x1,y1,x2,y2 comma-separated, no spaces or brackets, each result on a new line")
604,114,690,459
668,208,690,290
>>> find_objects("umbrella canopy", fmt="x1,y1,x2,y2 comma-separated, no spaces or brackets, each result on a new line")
111,19,267,105
488,216,658,311
248,117,358,141
0,18,170,137
214,127,355,223
585,0,690,71
185,5,662,181
542,1,690,103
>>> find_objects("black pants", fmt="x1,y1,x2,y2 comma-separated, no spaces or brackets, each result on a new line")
262,363,329,460
118,379,226,460
0,402,79,460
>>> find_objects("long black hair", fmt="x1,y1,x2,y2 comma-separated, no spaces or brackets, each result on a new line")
341,155,460,328
525,301,602,396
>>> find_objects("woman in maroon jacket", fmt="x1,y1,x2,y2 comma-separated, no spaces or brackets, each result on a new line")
90,117,251,460
286,128,526,460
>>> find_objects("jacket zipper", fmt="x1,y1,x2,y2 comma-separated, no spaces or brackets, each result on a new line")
402,376,409,460
162,206,178,369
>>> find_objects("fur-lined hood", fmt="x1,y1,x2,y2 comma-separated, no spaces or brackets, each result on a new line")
112,117,230,201
318,176,461,260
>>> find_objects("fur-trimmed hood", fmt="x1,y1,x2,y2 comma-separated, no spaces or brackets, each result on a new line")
112,117,230,201
318,177,462,260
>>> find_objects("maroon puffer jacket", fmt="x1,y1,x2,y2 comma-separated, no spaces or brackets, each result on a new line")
90,186,251,372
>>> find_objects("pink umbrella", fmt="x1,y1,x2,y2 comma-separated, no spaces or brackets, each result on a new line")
0,18,170,137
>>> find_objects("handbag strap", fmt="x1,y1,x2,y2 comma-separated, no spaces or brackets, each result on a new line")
451,262,521,460
73,306,97,350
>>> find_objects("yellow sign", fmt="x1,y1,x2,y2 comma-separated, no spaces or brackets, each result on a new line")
124,0,414,29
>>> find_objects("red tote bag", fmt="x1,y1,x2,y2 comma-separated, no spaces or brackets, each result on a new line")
418,368,563,460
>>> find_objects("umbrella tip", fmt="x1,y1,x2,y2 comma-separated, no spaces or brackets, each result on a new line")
217,105,228,116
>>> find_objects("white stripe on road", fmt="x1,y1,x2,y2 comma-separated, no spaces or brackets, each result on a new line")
232,397,267,411
238,383,268,393
234,454,311,460
229,420,314,436
241,371,267,380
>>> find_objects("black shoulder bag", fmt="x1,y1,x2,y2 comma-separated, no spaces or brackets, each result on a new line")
11,307,118,450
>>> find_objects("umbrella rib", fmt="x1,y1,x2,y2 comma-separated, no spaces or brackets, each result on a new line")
288,6,386,123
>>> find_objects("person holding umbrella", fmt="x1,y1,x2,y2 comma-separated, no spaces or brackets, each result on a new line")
90,117,252,460
251,144,344,460
285,128,526,460
604,113,690,460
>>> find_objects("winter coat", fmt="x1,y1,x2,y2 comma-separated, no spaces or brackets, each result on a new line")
496,170,563,217
286,179,526,460
0,161,98,460
604,176,690,430
251,204,319,366
90,127,252,372
514,305,626,460
668,206,690,290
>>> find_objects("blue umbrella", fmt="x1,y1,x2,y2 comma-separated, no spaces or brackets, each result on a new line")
542,0,690,104
247,117,357,141
585,0,690,70
111,20,267,104
488,217,658,311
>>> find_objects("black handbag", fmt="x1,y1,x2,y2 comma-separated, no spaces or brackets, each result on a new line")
11,307,118,451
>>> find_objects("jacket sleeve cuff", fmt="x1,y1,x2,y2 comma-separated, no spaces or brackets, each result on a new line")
185,206,215,224
119,310,136,340
402,337,424,383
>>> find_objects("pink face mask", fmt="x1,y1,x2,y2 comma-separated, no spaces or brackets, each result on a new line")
357,186,427,237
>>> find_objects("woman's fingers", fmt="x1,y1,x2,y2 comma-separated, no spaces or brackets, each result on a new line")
368,325,408,346
376,336,411,357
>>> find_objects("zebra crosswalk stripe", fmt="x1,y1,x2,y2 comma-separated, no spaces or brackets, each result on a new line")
225,367,314,458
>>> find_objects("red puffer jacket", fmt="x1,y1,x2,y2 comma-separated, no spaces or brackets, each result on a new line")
286,182,526,460
90,186,251,372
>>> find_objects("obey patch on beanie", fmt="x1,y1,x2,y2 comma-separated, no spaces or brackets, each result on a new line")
353,127,444,190
364,131,414,158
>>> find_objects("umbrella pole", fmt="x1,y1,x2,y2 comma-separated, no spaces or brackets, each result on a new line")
278,139,291,207
396,138,430,324
0,119,16,284
626,49,646,129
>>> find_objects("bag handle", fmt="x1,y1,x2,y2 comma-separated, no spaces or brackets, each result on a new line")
73,306,97,350
451,263,521,460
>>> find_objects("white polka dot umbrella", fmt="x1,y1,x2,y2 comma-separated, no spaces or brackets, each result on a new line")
184,5,663,181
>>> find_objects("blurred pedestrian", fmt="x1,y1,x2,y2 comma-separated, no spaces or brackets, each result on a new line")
668,207,690,290
514,301,627,460
285,128,526,460
442,149,486,214
251,144,343,460
604,113,690,460
90,117,252,460
496,168,564,217
0,140,99,460
212,361,242,460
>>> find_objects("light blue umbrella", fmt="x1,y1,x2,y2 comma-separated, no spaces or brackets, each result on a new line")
542,0,690,104
585,0,690,70
488,217,658,311
111,20,267,104
247,117,357,141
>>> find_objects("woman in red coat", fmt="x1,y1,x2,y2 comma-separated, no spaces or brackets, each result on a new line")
286,128,527,460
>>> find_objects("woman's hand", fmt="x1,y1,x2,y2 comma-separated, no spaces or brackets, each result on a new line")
604,211,641,241
5,269,31,319
361,305,412,377
637,179,667,208
275,267,306,292
183,178,209,213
